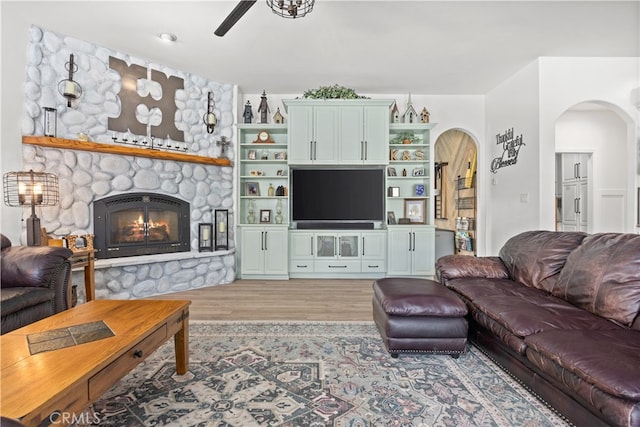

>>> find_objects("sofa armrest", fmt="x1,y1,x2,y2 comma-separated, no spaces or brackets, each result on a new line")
1,245,74,311
436,255,509,284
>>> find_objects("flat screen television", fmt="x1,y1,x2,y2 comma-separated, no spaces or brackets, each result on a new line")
292,168,384,224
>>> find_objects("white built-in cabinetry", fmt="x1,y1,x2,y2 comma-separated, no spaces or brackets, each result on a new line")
237,124,290,278
387,226,435,276
560,153,589,231
283,99,392,165
288,230,386,277
237,99,436,279
240,227,288,277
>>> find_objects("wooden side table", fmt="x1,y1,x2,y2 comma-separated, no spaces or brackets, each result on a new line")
69,249,96,303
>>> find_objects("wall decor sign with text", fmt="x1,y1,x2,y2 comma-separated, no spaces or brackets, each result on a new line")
490,127,525,173
108,56,185,142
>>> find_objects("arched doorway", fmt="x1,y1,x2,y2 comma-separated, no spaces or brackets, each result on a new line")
434,129,477,255
555,101,628,233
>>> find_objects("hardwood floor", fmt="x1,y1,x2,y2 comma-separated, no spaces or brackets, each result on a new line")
148,279,376,322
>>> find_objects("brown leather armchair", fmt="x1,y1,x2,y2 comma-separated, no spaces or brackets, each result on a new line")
1,234,73,334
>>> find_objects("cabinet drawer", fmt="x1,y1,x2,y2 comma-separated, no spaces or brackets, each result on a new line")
361,259,385,273
289,260,314,273
89,324,167,400
315,260,360,273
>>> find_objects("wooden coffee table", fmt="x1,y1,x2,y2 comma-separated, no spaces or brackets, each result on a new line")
1,299,190,426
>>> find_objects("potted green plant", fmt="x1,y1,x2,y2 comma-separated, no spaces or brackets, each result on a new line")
391,132,418,145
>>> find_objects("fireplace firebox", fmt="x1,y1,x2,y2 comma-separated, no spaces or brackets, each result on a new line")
94,193,190,259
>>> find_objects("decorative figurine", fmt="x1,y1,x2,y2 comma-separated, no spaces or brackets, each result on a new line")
273,107,284,124
258,90,270,124
243,101,254,124
390,101,400,123
420,107,430,123
402,94,418,124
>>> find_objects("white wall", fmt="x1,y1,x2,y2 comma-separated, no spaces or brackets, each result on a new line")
539,57,639,234
485,60,541,253
556,110,627,232
0,7,31,243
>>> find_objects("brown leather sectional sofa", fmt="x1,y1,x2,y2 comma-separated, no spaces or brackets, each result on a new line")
1,234,72,334
436,230,640,427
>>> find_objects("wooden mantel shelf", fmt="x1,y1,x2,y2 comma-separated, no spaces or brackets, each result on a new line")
22,136,232,167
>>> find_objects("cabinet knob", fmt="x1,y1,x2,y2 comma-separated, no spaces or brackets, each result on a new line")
133,350,144,358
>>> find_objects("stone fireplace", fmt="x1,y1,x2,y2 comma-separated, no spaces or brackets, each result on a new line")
93,193,190,259
20,26,237,301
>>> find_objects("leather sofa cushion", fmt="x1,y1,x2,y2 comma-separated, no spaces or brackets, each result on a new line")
373,278,467,317
552,233,640,328
1,245,72,288
436,255,508,283
525,329,640,401
1,287,56,316
499,230,587,292
448,278,619,337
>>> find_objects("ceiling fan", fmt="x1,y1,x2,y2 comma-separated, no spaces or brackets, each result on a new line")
214,0,315,37
214,0,257,37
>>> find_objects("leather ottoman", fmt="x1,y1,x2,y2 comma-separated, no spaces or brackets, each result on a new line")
373,277,468,357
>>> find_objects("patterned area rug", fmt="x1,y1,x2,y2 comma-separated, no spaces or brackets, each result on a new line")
79,321,568,426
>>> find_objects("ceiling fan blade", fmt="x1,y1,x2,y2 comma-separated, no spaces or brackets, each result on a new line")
214,0,257,37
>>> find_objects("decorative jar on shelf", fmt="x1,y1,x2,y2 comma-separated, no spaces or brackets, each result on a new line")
268,183,275,197
275,199,283,224
247,199,256,224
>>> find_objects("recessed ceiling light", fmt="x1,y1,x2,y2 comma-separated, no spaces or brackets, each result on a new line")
159,33,177,42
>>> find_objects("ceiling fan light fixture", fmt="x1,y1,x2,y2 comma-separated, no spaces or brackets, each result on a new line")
267,0,314,19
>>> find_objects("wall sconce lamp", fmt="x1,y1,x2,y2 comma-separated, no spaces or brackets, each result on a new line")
3,170,60,246
214,209,229,250
203,91,217,134
198,223,213,252
58,53,83,107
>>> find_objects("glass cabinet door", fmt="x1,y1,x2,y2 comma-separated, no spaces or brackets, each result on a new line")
316,235,336,258
338,235,359,258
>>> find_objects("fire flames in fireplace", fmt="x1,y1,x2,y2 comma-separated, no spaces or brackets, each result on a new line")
114,214,173,243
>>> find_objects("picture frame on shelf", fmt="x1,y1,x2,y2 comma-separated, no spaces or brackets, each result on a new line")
276,170,286,176
404,198,426,224
248,150,256,160
245,182,260,196
387,167,397,176
387,211,396,225
274,152,287,160
412,167,425,176
387,186,400,197
260,209,271,223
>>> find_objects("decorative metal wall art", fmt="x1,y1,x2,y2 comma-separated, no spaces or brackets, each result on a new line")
490,127,525,173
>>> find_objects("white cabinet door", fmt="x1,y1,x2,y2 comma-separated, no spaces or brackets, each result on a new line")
263,228,288,275
313,107,339,164
288,106,314,164
290,232,314,258
387,228,413,275
387,227,434,276
362,106,389,164
412,227,435,276
241,227,288,276
578,180,588,230
289,231,314,273
339,106,388,164
361,231,386,259
338,106,365,163
240,228,265,275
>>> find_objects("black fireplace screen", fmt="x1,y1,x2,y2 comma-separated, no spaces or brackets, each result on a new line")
94,193,190,259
